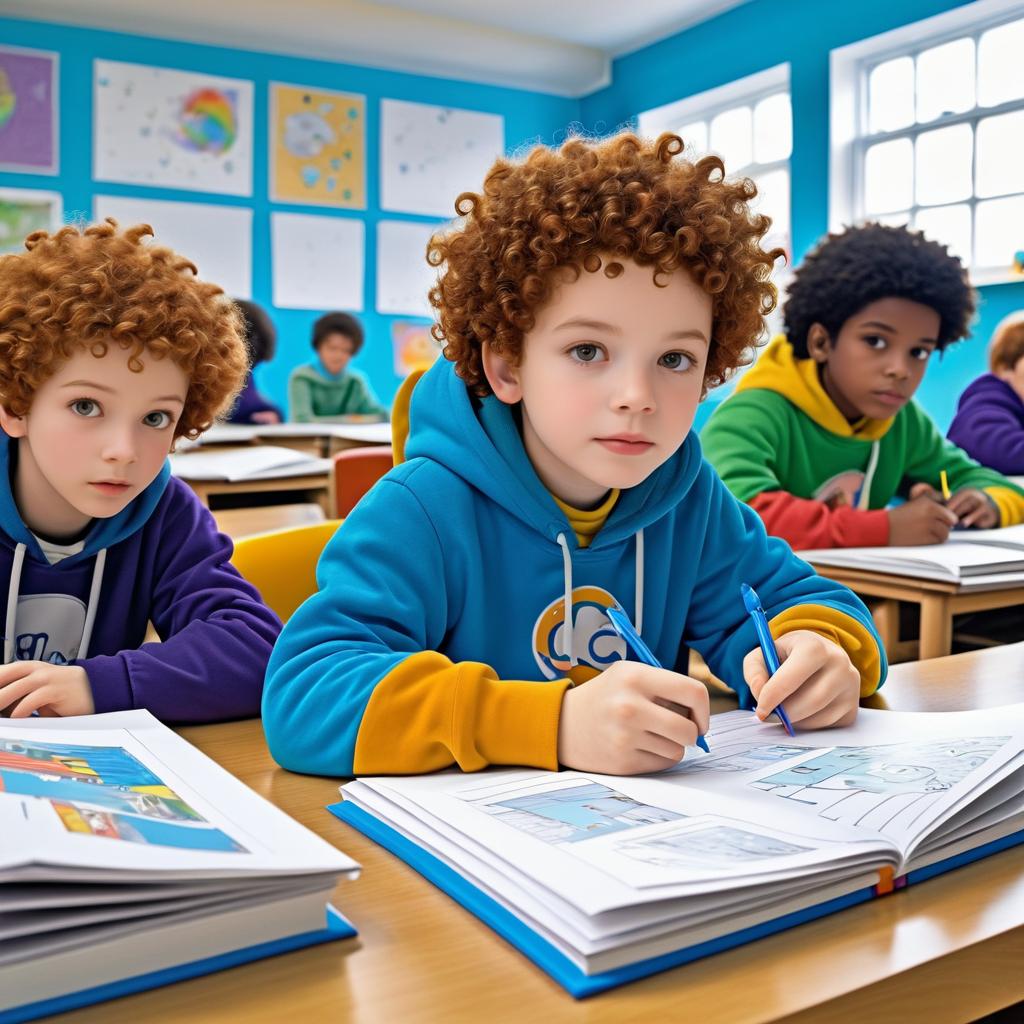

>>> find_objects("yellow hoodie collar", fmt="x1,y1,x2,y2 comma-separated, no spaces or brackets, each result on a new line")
735,335,894,441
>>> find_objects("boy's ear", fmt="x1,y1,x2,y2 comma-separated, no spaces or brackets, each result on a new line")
481,342,522,405
806,323,833,364
0,405,27,438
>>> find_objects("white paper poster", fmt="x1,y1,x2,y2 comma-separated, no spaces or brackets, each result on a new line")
94,60,253,196
271,211,364,311
380,99,503,217
94,195,253,299
376,219,444,318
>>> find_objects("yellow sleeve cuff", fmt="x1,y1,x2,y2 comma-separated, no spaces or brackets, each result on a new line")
983,486,1024,527
768,603,882,698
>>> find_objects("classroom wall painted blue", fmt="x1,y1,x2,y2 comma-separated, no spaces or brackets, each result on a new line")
0,16,580,413
582,0,1024,433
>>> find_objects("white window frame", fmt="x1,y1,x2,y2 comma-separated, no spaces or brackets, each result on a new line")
830,0,1024,285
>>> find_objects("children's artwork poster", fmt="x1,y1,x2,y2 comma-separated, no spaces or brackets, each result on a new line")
376,219,443,319
270,83,366,208
380,99,503,217
0,737,245,852
391,320,439,378
0,188,62,255
93,59,253,196
95,194,253,299
271,211,364,311
0,45,58,174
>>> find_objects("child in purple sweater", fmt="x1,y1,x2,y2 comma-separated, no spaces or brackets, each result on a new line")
0,221,281,720
948,314,1024,475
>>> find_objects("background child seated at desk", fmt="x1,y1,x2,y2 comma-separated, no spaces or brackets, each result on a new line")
263,132,885,780
288,311,388,423
0,220,282,720
228,298,283,425
701,224,1024,550
947,313,1024,475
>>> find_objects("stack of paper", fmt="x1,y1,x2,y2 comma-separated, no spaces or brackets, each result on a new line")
169,445,331,482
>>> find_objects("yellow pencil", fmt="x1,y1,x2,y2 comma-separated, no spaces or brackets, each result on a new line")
940,469,951,501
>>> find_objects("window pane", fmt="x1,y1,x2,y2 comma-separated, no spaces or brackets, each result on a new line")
874,211,911,227
869,57,914,133
865,138,913,214
750,168,790,238
976,111,1024,198
915,124,973,206
916,38,975,122
754,93,791,163
979,17,1024,107
975,195,1024,268
914,204,972,265
710,105,752,172
679,120,708,155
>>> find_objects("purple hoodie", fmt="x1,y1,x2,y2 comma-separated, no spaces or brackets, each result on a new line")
227,371,284,424
0,435,282,722
947,373,1024,476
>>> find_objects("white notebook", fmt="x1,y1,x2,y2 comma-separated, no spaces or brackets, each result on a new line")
169,445,331,481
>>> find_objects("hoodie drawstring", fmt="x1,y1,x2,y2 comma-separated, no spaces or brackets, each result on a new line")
556,529,646,669
3,544,108,665
857,441,881,511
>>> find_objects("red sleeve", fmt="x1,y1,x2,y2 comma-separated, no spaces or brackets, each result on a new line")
749,490,890,550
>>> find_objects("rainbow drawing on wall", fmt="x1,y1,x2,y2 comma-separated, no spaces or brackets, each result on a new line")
176,87,238,155
270,82,366,208
391,320,439,377
94,59,253,197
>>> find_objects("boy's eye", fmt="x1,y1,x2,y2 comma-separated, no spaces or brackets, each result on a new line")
569,343,605,364
71,399,100,417
911,347,933,362
863,335,887,350
143,410,173,429
659,352,694,372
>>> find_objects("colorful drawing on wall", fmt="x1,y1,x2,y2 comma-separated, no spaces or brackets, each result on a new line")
93,59,253,196
391,321,439,377
0,46,58,174
0,188,62,255
270,211,364,310
380,99,503,217
270,83,366,208
0,737,246,852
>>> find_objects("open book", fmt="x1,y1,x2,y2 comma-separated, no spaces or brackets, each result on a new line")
169,445,331,482
333,704,1024,997
801,523,1024,586
2,711,359,1022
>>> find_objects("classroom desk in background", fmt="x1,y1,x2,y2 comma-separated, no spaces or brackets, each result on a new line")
39,645,1024,1024
193,421,393,458
808,561,1024,662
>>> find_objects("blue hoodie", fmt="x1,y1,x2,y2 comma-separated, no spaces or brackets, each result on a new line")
0,435,282,722
263,359,885,776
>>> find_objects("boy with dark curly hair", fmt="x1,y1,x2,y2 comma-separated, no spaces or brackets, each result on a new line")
264,133,885,778
702,223,1024,549
0,221,282,720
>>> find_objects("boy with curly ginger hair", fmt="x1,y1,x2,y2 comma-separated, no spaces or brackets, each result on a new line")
264,133,885,778
702,223,1024,549
0,221,281,720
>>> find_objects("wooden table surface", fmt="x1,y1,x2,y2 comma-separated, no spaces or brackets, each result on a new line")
40,645,1024,1024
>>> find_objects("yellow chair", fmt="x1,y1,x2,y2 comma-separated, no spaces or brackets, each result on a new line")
231,519,342,622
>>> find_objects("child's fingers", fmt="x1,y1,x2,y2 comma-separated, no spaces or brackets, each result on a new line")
786,689,856,730
10,686,52,719
946,490,981,517
637,730,686,764
752,640,821,720
0,674,41,711
642,701,699,750
637,670,710,735
909,482,942,501
0,661,34,687
742,647,770,699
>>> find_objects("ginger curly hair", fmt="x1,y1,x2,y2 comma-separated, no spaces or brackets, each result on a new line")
0,219,248,439
428,132,783,395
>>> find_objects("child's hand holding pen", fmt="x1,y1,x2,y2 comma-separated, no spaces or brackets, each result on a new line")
907,481,999,529
557,661,710,775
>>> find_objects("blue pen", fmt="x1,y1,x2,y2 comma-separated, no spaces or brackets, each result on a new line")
606,604,711,753
740,583,796,737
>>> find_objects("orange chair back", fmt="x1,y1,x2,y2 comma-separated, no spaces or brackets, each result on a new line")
331,445,394,517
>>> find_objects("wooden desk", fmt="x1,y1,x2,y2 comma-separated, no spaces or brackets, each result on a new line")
212,502,326,539
186,472,332,514
41,647,1024,1024
809,562,1024,661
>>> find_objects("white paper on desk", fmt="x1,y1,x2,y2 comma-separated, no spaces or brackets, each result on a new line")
802,540,1024,581
0,710,357,880
94,195,252,299
271,211,364,311
169,445,327,481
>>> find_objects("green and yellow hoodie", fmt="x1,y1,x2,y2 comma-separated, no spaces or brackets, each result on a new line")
700,336,1024,549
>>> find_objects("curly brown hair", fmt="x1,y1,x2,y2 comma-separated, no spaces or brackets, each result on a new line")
428,132,783,395
0,219,248,439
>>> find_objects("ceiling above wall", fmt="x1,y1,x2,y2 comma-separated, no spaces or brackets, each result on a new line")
0,0,748,96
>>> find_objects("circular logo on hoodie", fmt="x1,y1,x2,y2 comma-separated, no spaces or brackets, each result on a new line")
532,586,626,681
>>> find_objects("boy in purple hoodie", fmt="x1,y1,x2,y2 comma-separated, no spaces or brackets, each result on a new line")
0,220,282,720
948,313,1024,474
